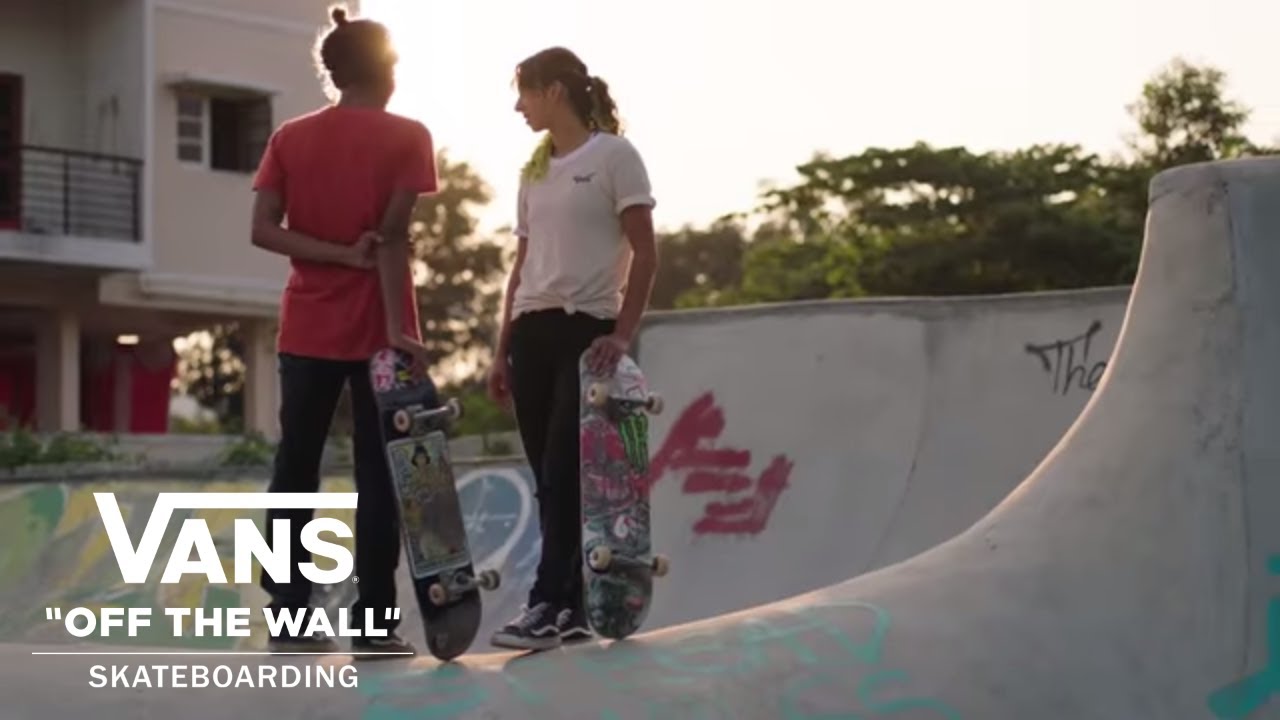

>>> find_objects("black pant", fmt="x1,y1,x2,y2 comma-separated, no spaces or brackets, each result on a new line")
508,309,615,610
260,352,401,634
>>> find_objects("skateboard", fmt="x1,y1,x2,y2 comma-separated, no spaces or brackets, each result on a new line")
578,350,669,640
369,347,500,661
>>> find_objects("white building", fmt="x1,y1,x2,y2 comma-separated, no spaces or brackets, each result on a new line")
0,0,354,439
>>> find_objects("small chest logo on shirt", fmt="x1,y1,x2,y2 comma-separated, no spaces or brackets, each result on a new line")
572,172,596,184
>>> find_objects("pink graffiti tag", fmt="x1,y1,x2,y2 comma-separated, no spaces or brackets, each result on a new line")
649,392,793,536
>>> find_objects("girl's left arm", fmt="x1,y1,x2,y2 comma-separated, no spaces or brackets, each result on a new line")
613,205,658,345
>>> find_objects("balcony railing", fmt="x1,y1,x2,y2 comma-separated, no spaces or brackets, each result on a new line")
0,144,142,242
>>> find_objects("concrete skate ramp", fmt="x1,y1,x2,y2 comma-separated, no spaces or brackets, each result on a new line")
0,154,1266,718
0,288,1127,653
636,286,1127,628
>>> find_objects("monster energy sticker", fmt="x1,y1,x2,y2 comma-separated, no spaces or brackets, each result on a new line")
615,411,649,472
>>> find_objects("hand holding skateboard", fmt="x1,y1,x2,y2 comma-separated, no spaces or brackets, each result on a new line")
584,333,630,376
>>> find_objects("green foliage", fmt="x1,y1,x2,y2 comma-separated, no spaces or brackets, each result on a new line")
169,414,226,435
0,429,124,470
443,381,518,456
651,218,749,309
409,152,509,373
1125,58,1265,168
218,432,275,467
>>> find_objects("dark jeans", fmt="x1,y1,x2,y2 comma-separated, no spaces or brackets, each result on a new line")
260,352,402,635
508,309,615,610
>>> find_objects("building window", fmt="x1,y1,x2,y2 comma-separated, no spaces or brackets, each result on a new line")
176,93,204,164
175,91,271,173
0,73,21,229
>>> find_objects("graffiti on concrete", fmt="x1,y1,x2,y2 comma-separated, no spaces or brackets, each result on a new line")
1206,554,1280,718
357,599,958,719
0,465,537,648
649,392,794,536
1024,320,1109,395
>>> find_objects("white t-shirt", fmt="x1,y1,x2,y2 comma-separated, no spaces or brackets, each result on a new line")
512,132,656,320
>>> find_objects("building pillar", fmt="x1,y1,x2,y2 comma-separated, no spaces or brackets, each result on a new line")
241,318,279,440
34,309,80,432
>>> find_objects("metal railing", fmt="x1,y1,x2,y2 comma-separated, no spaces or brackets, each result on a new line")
0,144,142,242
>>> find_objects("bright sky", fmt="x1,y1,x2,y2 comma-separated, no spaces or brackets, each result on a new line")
361,0,1279,238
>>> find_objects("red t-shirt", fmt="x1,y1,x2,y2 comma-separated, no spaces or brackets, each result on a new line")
252,105,438,360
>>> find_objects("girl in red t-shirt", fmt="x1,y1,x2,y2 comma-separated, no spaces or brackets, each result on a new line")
249,5,437,658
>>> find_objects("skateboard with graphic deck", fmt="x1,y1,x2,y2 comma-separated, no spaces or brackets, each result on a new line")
578,350,670,640
369,347,500,661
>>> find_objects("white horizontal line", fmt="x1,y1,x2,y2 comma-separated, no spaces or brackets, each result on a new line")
30,652,410,656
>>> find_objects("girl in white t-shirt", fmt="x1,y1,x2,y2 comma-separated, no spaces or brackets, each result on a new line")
487,46,658,650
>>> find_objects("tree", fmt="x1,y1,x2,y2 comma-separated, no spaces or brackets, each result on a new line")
173,324,245,433
749,142,1140,298
650,218,749,309
1125,57,1261,169
669,57,1275,306
406,152,508,378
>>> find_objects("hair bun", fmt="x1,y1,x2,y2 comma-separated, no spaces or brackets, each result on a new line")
330,6,348,24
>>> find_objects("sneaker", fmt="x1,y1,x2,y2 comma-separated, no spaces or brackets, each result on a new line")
556,604,592,643
351,631,416,660
490,602,561,650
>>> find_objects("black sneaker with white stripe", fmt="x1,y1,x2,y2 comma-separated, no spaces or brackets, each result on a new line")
490,602,561,650
557,603,592,643
351,631,416,659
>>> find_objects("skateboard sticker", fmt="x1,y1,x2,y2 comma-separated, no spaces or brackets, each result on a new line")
370,351,398,392
385,432,470,578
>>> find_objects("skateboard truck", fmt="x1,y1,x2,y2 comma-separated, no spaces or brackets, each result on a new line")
585,382,664,414
393,397,463,434
586,545,670,578
426,567,502,607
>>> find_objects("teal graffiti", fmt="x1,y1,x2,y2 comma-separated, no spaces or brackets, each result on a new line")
359,664,489,720
781,670,962,719
1207,555,1280,719
358,599,957,719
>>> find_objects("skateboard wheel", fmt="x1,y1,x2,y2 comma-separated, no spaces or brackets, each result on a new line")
651,554,670,578
446,397,463,421
586,382,609,407
478,569,501,590
645,392,664,415
393,409,411,433
428,583,448,606
588,545,613,571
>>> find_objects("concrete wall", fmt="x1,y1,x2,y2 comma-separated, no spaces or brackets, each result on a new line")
0,0,85,150
0,286,1133,650
634,286,1130,628
82,0,147,160
149,1,337,289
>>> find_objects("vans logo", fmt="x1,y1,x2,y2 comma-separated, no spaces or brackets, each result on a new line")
95,492,357,585
573,172,596,184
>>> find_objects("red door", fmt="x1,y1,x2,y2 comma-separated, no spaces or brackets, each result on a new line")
0,74,21,230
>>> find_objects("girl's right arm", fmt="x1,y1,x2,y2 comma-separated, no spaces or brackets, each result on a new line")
494,235,527,361
488,235,526,407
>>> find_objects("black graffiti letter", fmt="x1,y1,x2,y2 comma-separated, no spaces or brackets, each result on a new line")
1025,320,1107,395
